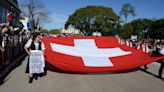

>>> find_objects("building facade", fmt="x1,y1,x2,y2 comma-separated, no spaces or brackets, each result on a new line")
20,17,29,30
0,0,21,26
61,28,81,35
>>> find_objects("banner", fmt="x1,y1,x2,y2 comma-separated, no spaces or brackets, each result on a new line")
41,37,164,73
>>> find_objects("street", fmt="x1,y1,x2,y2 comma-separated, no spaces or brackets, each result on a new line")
0,57,164,92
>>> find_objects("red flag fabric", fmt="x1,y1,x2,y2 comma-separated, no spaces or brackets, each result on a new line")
41,37,164,73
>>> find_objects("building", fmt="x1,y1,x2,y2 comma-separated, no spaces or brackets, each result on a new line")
61,28,81,35
0,0,21,26
20,17,29,30
92,31,102,36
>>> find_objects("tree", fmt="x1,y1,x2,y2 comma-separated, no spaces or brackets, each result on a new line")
40,29,49,34
49,29,61,34
20,0,52,30
130,18,154,39
65,6,119,36
148,18,164,39
120,3,136,23
119,23,133,39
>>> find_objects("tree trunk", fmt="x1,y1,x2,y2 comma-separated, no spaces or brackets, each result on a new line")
125,15,128,23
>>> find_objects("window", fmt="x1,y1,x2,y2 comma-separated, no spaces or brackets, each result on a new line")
0,5,2,23
13,11,16,24
1,7,7,23
0,0,20,25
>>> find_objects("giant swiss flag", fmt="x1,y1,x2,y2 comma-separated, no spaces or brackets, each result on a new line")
41,37,164,73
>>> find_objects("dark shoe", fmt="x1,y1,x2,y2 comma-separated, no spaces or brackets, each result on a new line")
33,74,38,80
34,76,38,80
29,77,33,83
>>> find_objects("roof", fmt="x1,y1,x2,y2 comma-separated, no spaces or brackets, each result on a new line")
7,0,21,12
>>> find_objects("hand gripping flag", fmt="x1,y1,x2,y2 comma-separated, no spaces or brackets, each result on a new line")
41,37,164,73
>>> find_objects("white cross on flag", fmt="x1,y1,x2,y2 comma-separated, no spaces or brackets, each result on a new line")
41,37,164,73
50,39,132,67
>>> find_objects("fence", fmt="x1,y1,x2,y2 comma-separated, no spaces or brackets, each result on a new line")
0,33,30,71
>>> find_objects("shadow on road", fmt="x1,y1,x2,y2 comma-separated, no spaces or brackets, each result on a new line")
0,76,10,85
139,68,164,81
46,61,139,75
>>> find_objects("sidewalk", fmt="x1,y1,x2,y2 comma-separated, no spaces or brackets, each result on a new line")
0,57,164,92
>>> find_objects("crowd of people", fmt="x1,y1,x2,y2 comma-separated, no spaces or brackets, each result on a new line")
118,36,164,79
0,24,30,53
0,9,31,73
0,9,47,84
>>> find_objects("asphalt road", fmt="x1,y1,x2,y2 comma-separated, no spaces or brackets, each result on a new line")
0,57,164,92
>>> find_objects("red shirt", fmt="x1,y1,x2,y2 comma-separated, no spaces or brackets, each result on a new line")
7,13,13,22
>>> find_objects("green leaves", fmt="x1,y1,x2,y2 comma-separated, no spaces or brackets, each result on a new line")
65,5,119,36
119,18,164,40
40,29,49,34
130,19,153,37
49,29,61,34
119,23,133,39
148,18,164,39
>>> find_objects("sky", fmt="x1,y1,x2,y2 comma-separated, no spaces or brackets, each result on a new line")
18,0,164,30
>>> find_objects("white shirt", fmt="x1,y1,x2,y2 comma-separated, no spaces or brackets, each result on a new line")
159,47,164,55
25,38,45,50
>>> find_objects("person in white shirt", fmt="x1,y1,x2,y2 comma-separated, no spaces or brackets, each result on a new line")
24,32,46,83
